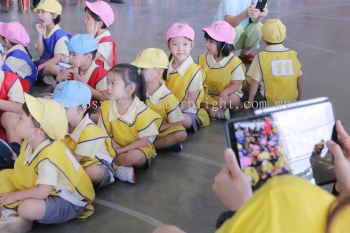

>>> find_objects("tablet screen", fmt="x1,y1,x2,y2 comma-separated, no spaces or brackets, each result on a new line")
230,101,334,190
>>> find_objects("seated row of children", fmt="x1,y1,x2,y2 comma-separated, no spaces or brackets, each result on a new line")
0,0,304,228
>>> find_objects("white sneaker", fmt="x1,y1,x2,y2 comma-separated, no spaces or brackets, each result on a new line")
115,166,136,184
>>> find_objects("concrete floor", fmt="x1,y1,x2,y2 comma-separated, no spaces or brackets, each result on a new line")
1,0,350,232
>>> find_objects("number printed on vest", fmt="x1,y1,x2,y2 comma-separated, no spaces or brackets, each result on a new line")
271,60,294,76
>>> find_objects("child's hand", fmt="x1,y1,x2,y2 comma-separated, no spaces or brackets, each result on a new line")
35,23,44,36
248,6,260,22
259,7,268,17
0,192,18,206
73,71,86,83
213,148,252,211
220,92,229,103
40,92,53,99
57,69,73,82
327,120,350,198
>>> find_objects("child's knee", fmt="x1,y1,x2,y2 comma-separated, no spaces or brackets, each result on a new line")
86,165,105,183
18,200,44,220
176,131,187,142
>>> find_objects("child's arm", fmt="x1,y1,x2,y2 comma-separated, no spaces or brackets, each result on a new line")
297,75,303,100
35,24,45,56
247,78,260,104
115,138,149,155
37,54,62,71
0,100,22,113
220,80,242,101
224,8,250,27
180,91,200,111
0,184,52,206
160,122,182,132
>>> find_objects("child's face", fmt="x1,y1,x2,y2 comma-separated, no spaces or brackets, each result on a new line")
206,38,219,56
107,72,133,101
36,10,56,27
69,52,84,68
66,107,85,126
14,110,37,140
168,36,193,63
142,68,162,83
84,11,99,36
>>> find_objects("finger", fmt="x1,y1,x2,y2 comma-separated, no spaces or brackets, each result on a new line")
327,140,346,164
336,121,350,151
224,148,241,177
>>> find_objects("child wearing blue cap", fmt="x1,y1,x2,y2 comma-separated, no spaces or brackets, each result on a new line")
0,43,26,170
53,80,135,184
56,34,108,104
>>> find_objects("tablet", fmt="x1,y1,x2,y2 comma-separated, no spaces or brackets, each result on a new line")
255,0,268,12
225,97,336,190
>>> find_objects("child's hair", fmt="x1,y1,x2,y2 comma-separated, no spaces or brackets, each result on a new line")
204,32,234,57
85,7,107,29
87,50,97,60
53,15,61,25
22,103,41,129
109,63,147,101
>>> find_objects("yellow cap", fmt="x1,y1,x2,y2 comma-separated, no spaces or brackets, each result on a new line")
24,94,68,140
216,176,335,233
131,48,169,69
262,19,286,44
34,0,62,15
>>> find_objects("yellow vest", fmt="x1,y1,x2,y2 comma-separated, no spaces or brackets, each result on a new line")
199,53,246,103
146,93,179,125
166,64,210,127
258,50,301,106
63,124,115,168
12,140,95,218
100,100,161,153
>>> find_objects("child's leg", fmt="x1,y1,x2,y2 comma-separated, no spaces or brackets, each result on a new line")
114,150,147,168
43,65,60,77
220,94,242,109
1,112,22,144
17,199,46,221
181,114,193,129
154,131,187,149
84,164,106,185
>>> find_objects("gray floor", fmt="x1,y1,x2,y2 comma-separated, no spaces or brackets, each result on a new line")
1,0,349,232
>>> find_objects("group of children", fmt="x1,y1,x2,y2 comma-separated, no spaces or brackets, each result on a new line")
0,0,304,229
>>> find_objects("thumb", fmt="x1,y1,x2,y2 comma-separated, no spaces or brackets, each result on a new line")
327,140,346,164
224,148,241,177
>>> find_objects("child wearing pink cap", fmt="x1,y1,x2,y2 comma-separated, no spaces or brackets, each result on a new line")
199,21,246,120
85,1,118,70
165,23,210,133
0,44,25,167
0,21,37,92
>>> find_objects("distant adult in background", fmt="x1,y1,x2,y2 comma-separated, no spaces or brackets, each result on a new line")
215,0,268,63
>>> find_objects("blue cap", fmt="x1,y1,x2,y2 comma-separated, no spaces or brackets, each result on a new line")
65,34,98,55
0,44,3,54
52,80,92,108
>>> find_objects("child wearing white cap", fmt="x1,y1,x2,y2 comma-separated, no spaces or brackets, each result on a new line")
53,80,135,185
85,1,118,70
0,94,95,231
199,21,246,120
247,19,303,107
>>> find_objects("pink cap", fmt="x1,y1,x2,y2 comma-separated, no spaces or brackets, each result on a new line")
166,23,195,41
0,21,30,46
202,21,236,44
85,1,115,27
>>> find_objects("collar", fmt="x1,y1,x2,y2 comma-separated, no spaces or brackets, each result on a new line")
95,30,111,42
81,61,98,83
168,56,194,76
108,96,147,124
265,44,289,52
24,139,52,164
148,81,171,105
44,25,60,39
206,52,235,68
69,115,94,142
5,44,26,56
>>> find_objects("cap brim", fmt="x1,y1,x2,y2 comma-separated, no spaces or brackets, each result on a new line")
202,27,222,43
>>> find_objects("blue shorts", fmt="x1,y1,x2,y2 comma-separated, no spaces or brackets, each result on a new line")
39,196,85,224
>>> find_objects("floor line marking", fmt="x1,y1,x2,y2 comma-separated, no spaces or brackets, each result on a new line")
171,151,224,168
95,198,164,227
